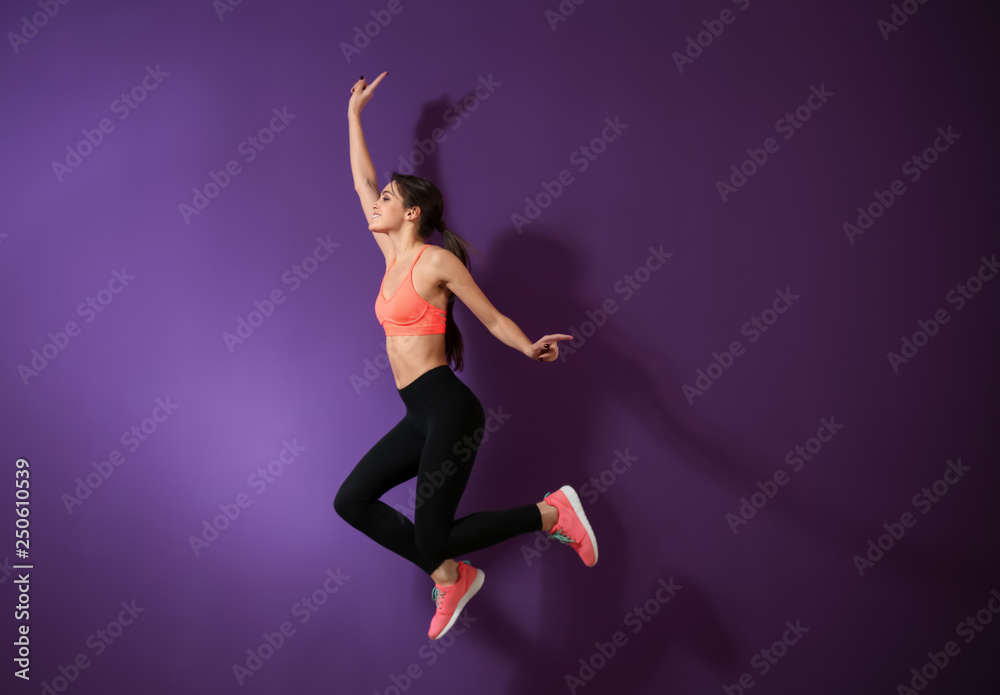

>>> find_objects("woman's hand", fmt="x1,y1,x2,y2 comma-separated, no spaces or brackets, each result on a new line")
348,71,388,117
528,334,574,362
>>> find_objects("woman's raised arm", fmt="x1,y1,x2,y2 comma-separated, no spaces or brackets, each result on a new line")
348,72,393,260
348,72,386,191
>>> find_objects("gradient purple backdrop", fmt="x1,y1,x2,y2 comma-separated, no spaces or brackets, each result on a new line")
2,0,999,694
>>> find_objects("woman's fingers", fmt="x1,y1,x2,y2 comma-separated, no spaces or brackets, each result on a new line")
351,72,386,97
532,333,573,361
366,71,388,92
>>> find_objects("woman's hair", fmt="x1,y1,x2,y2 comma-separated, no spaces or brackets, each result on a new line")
390,172,479,372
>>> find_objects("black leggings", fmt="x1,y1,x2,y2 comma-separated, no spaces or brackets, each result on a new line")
334,365,542,574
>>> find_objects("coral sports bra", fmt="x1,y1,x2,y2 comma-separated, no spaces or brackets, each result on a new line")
375,245,448,336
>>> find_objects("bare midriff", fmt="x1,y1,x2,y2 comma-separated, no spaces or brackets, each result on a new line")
386,334,449,389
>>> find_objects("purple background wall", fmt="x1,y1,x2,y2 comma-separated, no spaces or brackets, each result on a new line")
2,0,999,693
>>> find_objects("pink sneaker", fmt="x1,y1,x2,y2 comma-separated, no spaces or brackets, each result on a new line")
428,561,485,640
544,485,599,567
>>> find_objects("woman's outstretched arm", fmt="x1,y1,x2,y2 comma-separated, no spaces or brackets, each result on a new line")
433,249,573,362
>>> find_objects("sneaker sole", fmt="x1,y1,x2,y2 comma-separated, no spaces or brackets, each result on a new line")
559,485,599,566
432,567,485,640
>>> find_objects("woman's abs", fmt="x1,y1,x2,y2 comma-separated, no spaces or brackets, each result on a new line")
385,334,448,389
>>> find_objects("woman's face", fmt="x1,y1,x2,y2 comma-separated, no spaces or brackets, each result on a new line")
370,182,412,233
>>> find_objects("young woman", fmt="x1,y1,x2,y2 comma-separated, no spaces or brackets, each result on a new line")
334,72,599,640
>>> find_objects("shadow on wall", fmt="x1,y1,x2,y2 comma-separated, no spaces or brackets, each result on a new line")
382,91,451,189
456,227,740,693
381,93,995,694
383,96,745,691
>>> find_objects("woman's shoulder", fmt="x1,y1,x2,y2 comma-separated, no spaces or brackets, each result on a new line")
423,243,461,264
422,243,447,260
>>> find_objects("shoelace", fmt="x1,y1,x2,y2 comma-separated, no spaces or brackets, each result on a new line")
548,526,577,544
543,492,576,544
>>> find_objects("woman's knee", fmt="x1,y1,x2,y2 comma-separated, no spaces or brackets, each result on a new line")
333,482,362,524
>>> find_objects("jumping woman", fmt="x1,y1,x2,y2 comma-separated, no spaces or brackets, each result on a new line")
334,72,599,640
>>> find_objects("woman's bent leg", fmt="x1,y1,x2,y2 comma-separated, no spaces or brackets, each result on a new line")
334,416,439,573
413,381,542,569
